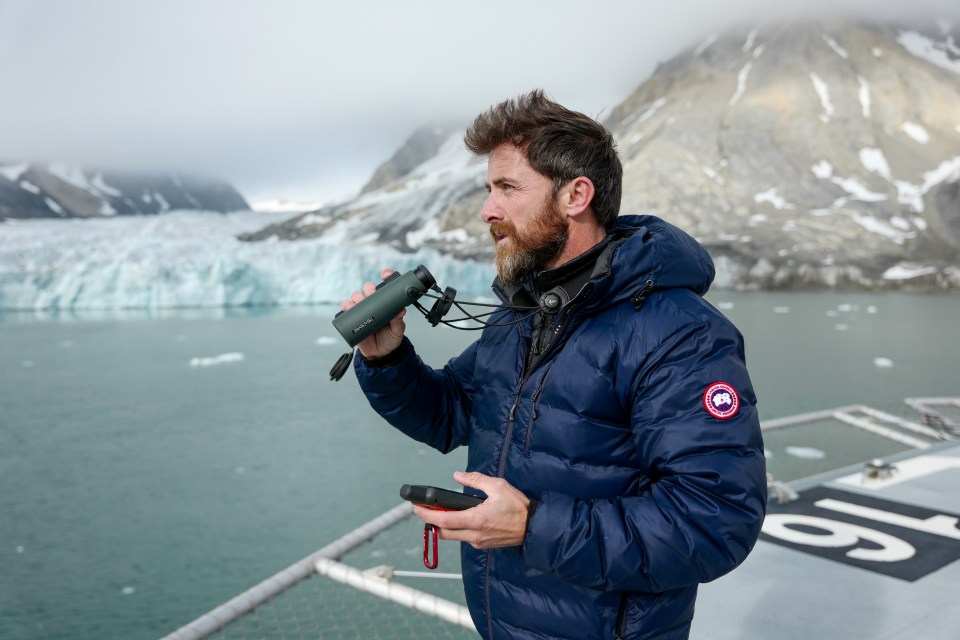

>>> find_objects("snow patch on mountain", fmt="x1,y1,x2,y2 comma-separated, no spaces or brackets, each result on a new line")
897,30,960,75
857,76,871,118
901,121,930,144
822,34,849,59
0,164,29,182
809,73,834,122
860,148,892,180
730,62,753,106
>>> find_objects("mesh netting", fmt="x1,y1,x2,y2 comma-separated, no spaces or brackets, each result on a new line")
208,514,478,640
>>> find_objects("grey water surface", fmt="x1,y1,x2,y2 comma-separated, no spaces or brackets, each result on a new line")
0,291,957,640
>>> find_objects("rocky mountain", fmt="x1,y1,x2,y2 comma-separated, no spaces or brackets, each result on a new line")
0,163,248,220
243,20,960,290
359,125,457,195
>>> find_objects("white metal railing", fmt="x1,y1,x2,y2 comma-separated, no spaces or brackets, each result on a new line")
161,502,418,640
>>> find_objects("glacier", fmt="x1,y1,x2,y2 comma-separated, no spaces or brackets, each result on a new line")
0,210,496,311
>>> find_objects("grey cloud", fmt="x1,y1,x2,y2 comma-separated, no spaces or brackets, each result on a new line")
1,0,958,201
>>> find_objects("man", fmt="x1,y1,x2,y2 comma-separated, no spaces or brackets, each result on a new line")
341,90,766,640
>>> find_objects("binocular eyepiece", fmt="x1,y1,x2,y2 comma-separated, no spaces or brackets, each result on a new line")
332,265,436,348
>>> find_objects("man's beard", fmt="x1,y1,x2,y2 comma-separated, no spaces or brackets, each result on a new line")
490,196,569,285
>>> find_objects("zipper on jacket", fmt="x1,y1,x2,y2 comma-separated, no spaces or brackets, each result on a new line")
489,316,530,640
522,361,557,454
614,592,629,639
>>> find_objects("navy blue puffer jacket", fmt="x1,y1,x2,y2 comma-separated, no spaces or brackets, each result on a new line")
356,215,767,639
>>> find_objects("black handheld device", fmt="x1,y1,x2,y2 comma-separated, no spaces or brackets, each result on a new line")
400,484,485,511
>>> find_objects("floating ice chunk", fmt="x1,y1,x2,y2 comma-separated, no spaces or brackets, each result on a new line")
900,121,929,144
235,467,246,475
315,336,338,346
786,446,826,460
835,324,849,331
773,306,791,314
867,306,878,314
826,310,839,317
837,303,853,312
21,360,34,367
16,545,24,554
121,586,136,595
718,301,735,310
190,352,245,367
176,335,186,342
873,357,894,368
59,340,73,347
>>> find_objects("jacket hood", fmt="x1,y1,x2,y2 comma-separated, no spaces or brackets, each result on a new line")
494,214,715,313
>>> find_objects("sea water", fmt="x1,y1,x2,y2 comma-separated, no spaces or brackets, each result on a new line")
0,292,958,639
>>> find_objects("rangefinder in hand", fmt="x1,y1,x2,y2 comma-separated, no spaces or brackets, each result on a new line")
333,265,436,347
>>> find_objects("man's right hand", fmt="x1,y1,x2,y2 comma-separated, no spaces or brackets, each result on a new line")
340,268,407,360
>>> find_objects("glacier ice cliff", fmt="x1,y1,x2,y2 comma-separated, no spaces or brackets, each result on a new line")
0,211,495,311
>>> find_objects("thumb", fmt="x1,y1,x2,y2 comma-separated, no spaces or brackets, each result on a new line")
454,470,494,492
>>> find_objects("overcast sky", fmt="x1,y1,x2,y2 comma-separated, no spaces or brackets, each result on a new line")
1,0,958,203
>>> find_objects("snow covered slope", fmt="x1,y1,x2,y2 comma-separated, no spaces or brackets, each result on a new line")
250,20,960,291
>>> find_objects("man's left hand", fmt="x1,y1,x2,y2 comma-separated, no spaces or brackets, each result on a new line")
413,471,531,549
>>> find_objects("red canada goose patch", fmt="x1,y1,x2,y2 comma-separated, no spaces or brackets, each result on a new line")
703,382,739,420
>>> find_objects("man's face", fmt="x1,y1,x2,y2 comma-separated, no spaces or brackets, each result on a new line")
482,144,569,284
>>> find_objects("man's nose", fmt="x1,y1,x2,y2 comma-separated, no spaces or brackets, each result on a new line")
480,195,502,224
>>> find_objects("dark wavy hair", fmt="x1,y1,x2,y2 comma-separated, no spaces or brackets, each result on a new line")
464,89,622,229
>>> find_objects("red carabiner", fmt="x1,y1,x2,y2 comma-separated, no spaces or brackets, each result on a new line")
423,524,439,570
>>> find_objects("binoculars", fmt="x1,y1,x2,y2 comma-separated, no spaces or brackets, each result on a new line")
332,265,436,347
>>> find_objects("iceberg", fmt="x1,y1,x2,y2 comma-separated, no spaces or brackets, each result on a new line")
0,210,496,310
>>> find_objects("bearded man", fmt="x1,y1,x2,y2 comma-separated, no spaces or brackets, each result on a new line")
341,90,767,640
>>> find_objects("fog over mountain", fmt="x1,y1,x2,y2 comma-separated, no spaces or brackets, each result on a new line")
0,164,248,219
244,20,960,291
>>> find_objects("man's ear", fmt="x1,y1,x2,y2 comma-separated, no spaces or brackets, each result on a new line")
559,176,596,219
